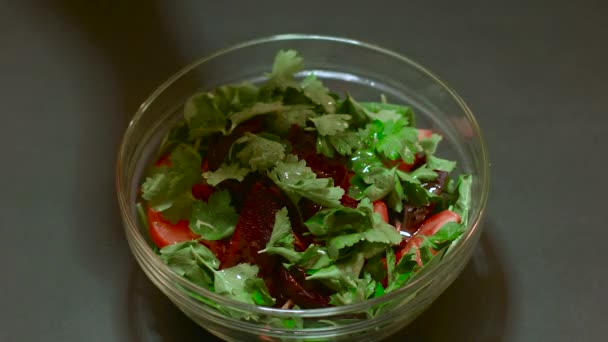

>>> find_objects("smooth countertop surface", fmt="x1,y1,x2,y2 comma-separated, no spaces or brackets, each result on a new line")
1,1,606,341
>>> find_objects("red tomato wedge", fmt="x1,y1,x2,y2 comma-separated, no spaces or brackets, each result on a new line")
373,200,389,223
395,210,461,266
146,207,198,248
417,128,433,140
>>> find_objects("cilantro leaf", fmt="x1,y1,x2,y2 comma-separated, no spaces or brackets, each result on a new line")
451,174,472,225
189,190,239,240
184,92,227,139
329,272,376,306
337,95,370,126
203,163,250,186
265,50,303,90
348,150,397,201
410,165,439,182
159,241,219,289
359,102,416,127
306,253,365,291
419,221,466,251
213,83,260,113
141,145,202,222
304,205,372,236
396,169,438,206
427,155,457,172
372,119,418,163
309,114,351,136
258,207,301,264
235,133,286,171
420,133,442,155
325,223,401,260
159,191,196,224
158,121,190,155
227,102,283,133
214,263,275,306
268,155,344,207
301,74,336,113
297,245,332,270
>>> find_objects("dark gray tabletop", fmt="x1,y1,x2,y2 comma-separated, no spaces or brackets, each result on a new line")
2,1,606,341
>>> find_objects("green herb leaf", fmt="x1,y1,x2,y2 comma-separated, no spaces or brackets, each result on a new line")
348,150,397,201
214,263,275,305
427,155,457,172
141,145,202,222
301,74,336,113
159,241,219,288
326,222,401,260
329,272,377,305
297,245,333,270
265,50,303,90
306,253,365,291
235,133,286,171
203,163,250,186
359,102,416,127
228,102,283,133
304,205,373,237
372,119,418,163
184,92,227,139
189,190,239,240
259,208,301,264
451,174,472,225
268,155,344,207
410,165,439,182
213,83,260,113
420,133,442,155
337,95,369,126
309,114,351,136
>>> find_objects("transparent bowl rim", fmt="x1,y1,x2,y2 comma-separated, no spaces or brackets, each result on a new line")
116,33,490,318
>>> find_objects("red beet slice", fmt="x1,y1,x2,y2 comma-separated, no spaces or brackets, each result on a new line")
275,267,332,309
222,181,283,273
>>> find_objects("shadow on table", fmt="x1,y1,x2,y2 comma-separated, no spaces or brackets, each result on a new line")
126,264,221,342
389,219,509,341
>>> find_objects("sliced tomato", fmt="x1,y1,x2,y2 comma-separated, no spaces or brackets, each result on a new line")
373,200,389,223
395,210,461,266
146,207,198,248
417,128,433,141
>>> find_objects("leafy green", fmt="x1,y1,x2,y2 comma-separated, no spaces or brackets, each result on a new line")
304,205,372,236
184,92,227,139
316,130,361,158
359,102,416,127
301,74,336,113
451,174,472,225
337,95,370,126
309,114,351,136
348,150,397,201
228,102,283,133
420,133,442,155
214,263,275,306
268,155,344,207
326,223,401,260
297,245,333,270
427,155,457,172
189,190,239,240
141,145,202,223
235,133,286,171
368,118,419,163
265,50,303,90
203,163,250,186
258,208,301,264
329,272,377,305
159,241,219,289
306,253,365,291
213,83,260,113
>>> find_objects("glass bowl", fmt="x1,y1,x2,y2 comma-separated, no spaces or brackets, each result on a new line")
116,34,489,341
